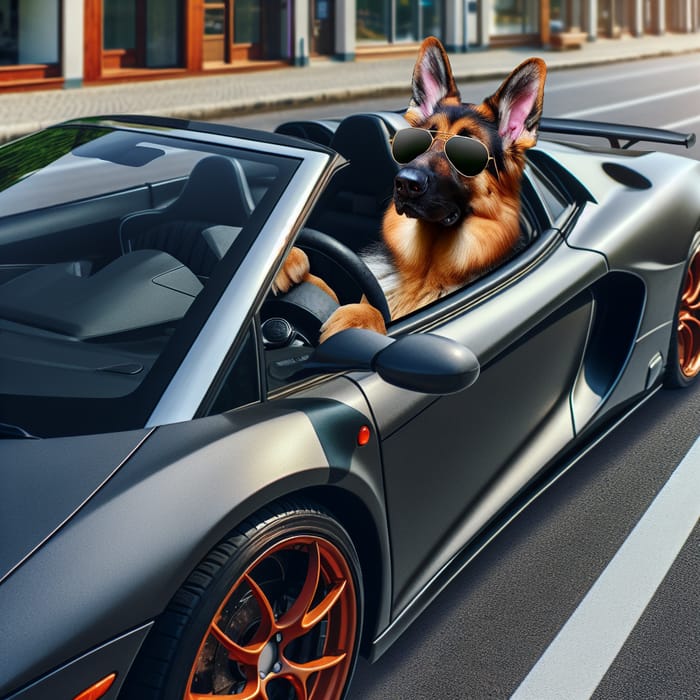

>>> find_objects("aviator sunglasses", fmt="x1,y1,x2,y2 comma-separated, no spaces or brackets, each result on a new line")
391,127,497,178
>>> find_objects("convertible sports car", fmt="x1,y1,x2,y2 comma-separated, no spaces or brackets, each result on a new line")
0,110,698,700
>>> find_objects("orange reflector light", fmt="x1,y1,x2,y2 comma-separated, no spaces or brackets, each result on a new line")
357,425,371,446
74,673,116,700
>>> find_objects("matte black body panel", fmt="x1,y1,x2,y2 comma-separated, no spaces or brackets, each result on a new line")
0,429,150,582
380,294,592,610
5,624,152,700
0,383,386,695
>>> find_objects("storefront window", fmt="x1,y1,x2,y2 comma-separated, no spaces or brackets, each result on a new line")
205,7,225,35
396,0,418,41
0,0,18,64
358,0,442,43
492,0,538,35
422,0,443,37
104,0,136,50
234,0,261,44
357,0,389,42
103,0,181,69
1,0,58,65
147,0,181,65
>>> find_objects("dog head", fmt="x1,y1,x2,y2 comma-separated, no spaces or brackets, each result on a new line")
391,37,547,228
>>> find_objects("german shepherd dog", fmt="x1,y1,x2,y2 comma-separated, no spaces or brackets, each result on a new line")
274,37,547,341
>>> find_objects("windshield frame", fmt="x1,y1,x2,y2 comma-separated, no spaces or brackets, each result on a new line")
0,117,339,437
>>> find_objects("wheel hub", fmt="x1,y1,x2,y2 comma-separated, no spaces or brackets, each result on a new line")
258,638,280,679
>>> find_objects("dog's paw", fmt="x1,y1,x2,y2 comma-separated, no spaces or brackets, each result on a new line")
272,247,310,295
320,303,387,343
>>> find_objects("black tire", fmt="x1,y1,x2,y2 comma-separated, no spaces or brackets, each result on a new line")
122,499,363,700
666,234,700,388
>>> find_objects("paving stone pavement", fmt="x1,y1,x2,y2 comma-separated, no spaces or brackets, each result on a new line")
1,33,700,143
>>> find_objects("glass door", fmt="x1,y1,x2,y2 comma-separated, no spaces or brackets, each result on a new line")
204,0,227,62
203,0,271,64
310,0,335,56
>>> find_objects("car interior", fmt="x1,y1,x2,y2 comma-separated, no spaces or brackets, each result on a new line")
0,115,572,434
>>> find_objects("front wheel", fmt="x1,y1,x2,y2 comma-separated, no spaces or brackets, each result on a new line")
123,500,363,700
666,235,700,388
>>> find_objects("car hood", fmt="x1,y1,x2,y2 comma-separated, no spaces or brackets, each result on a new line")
0,429,151,583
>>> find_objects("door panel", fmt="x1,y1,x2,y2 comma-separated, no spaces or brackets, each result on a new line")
360,241,607,612
383,293,591,609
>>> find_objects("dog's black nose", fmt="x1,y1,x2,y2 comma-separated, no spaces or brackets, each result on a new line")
395,168,428,199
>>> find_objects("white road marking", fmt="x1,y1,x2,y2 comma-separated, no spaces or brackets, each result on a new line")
510,436,700,700
661,115,700,131
546,60,700,94
560,84,700,118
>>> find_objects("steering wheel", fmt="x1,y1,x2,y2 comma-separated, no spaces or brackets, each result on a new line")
262,228,390,348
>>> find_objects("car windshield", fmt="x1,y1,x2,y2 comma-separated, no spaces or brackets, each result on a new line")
0,122,300,438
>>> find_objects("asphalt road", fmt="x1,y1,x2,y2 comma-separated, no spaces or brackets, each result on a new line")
345,383,700,700
214,52,700,161
217,55,700,698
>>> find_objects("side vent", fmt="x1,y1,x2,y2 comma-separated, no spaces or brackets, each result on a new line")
602,162,652,190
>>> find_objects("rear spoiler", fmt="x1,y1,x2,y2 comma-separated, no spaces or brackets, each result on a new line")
539,117,696,150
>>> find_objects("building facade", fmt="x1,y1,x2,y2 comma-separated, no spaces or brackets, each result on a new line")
0,0,698,92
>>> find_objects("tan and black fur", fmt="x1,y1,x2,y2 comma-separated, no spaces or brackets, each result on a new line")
275,37,547,341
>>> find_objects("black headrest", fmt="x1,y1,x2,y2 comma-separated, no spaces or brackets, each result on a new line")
275,120,336,147
167,155,254,225
328,115,398,194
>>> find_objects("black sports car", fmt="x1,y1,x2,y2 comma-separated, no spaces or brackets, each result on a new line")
0,112,697,700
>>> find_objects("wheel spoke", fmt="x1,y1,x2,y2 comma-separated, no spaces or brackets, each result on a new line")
277,542,348,635
685,259,700,309
678,312,700,376
209,622,264,667
284,652,348,677
284,675,309,700
677,248,700,379
277,541,321,632
275,652,347,700
243,572,277,638
302,580,348,630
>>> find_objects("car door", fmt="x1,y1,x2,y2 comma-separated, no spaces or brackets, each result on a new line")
356,229,608,614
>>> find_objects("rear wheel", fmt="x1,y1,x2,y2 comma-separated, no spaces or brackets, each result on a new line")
666,235,700,388
123,500,363,700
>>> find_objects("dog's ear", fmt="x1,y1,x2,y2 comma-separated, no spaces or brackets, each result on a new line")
487,57,547,149
406,37,461,123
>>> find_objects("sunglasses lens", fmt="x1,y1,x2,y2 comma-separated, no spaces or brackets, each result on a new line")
445,136,490,176
391,128,433,164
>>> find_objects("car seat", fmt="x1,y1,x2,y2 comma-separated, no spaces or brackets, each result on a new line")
306,114,399,252
119,155,253,278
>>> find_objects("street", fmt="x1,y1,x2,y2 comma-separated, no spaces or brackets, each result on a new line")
217,54,700,699
214,52,700,161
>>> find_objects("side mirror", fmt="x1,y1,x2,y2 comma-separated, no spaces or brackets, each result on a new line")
304,328,480,394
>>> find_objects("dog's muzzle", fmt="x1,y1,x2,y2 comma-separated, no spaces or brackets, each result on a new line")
394,167,462,227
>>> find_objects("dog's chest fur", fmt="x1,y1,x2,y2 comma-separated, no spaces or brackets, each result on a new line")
361,222,485,320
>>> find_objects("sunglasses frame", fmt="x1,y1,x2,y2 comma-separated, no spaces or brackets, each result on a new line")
391,127,499,179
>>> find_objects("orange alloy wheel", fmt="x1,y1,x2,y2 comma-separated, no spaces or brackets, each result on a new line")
677,247,700,378
185,535,358,699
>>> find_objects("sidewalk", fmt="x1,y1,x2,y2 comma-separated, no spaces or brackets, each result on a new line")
1,32,700,144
